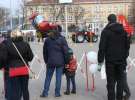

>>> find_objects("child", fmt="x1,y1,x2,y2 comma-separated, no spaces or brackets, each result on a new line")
64,48,77,95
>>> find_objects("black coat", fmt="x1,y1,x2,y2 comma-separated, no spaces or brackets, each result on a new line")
1,36,33,70
98,22,130,64
43,35,69,67
0,43,7,69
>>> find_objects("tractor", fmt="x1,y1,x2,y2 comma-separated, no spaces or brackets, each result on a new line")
72,31,98,43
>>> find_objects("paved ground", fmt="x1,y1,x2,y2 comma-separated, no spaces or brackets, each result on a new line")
0,40,135,100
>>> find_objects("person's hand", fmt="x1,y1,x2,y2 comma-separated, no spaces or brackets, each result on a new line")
98,63,103,72
66,64,69,68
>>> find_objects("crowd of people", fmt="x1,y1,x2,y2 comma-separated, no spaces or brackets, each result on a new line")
0,14,131,100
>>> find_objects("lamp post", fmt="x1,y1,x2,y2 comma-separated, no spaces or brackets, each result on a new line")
65,4,68,37
59,0,72,37
10,0,13,30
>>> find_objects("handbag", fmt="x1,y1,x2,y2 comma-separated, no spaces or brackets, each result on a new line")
9,66,29,77
9,42,34,77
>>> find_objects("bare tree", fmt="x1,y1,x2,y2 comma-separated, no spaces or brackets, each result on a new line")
48,0,65,23
0,7,10,27
72,5,85,25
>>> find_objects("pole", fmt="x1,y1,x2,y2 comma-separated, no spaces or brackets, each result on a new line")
4,8,6,29
10,0,13,30
65,4,68,38
22,0,25,27
85,52,89,93
91,74,95,92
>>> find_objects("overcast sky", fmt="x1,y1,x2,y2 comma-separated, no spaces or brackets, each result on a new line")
0,0,23,15
0,0,21,10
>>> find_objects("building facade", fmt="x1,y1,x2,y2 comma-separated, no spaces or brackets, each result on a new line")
25,0,135,33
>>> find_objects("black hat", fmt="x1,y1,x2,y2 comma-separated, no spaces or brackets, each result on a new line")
108,14,117,22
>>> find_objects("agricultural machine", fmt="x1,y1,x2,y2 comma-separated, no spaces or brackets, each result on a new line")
72,31,98,43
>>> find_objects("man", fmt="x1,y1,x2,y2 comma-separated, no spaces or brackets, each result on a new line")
40,28,69,97
98,14,130,100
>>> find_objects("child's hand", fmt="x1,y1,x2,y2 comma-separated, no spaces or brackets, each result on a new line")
66,64,69,68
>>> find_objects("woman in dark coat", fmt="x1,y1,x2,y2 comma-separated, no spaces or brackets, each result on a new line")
1,31,34,100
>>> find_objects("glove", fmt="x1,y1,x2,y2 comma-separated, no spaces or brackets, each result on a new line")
98,63,103,72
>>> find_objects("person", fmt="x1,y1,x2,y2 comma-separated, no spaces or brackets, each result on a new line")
98,14,130,100
40,28,69,97
64,48,77,95
0,42,8,99
1,31,34,100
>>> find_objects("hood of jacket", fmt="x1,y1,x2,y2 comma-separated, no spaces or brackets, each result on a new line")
12,36,23,42
105,22,124,34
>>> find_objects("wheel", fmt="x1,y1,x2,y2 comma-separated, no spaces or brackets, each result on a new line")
76,34,85,43
86,35,90,42
72,34,76,43
92,35,98,42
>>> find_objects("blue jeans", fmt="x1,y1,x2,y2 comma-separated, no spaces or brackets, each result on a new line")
42,67,63,96
66,75,76,92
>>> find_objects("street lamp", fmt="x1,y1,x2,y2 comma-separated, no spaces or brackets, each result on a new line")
10,0,13,30
59,0,72,37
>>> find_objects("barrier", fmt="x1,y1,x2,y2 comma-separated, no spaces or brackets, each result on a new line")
30,54,46,80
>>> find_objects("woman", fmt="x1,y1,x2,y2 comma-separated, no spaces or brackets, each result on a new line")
1,31,33,100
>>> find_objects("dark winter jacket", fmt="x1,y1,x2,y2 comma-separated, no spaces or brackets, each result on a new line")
43,35,69,67
0,43,7,69
98,22,130,63
1,36,33,71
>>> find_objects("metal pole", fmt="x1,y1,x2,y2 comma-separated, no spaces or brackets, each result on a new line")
10,0,13,30
65,4,68,37
5,8,7,29
85,52,89,92
22,0,25,27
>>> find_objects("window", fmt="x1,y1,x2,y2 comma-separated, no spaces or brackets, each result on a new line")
68,16,73,21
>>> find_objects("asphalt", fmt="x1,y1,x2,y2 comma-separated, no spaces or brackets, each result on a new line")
0,40,135,100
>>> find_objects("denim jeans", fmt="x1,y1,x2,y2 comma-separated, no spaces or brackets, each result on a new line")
42,67,63,96
66,75,76,92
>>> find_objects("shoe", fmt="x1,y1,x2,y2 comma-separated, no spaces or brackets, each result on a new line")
64,91,70,95
71,90,76,94
55,95,61,97
40,94,48,98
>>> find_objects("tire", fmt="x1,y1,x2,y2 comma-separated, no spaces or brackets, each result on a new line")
86,35,90,42
72,34,76,43
76,34,85,43
92,35,98,42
